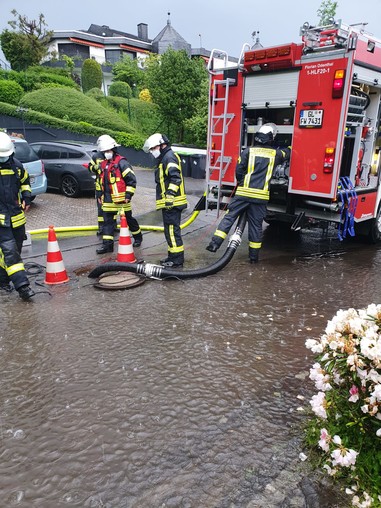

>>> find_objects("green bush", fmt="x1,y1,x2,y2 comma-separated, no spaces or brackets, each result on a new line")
19,87,134,133
109,81,132,99
81,59,103,93
0,101,145,150
0,79,24,105
0,68,78,91
103,96,163,136
86,87,104,100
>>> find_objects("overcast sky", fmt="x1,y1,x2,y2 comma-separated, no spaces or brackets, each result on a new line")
1,0,381,62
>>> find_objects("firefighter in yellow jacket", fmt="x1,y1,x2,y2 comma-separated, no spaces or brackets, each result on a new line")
0,132,35,299
143,133,187,268
96,135,142,254
206,123,290,263
88,142,105,236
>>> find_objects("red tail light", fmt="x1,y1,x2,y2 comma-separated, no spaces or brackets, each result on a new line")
82,163,89,169
332,69,345,98
41,161,45,173
323,147,335,173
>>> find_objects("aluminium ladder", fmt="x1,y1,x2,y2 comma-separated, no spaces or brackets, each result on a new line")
205,76,235,215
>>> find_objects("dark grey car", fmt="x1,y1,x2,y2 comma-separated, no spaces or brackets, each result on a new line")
30,140,98,198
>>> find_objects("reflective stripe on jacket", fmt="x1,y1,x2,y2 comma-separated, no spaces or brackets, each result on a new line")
155,147,187,210
235,145,290,203
100,154,136,212
0,157,31,228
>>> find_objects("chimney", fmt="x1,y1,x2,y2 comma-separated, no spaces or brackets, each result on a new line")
137,23,148,41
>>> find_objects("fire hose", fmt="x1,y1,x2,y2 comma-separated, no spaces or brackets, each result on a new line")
88,213,247,281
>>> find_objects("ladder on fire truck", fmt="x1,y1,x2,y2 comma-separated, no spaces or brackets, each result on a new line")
205,49,235,215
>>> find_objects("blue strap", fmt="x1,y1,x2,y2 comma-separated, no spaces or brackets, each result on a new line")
337,177,358,240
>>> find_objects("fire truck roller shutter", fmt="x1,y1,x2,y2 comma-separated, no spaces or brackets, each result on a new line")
353,65,381,88
243,71,300,109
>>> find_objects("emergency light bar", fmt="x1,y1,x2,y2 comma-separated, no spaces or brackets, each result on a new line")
243,43,303,72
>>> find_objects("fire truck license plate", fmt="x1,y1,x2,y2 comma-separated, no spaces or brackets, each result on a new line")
299,109,323,128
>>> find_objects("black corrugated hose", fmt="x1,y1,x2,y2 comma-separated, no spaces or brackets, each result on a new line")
88,213,247,281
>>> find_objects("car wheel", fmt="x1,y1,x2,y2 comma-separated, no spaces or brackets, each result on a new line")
368,205,381,243
61,174,80,198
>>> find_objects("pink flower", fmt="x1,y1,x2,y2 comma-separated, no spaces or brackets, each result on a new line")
349,385,359,403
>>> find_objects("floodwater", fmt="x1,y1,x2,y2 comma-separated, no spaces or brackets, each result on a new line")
1,224,381,508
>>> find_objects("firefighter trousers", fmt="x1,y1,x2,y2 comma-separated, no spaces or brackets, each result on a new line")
101,210,142,245
162,208,184,263
211,198,267,261
0,225,30,290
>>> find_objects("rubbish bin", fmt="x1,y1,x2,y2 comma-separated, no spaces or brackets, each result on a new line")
178,153,191,177
190,154,206,179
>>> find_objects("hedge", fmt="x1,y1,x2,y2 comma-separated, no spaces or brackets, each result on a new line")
19,87,134,133
0,101,145,150
0,80,24,105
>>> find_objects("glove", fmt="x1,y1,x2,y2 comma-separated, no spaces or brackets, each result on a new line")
165,194,175,209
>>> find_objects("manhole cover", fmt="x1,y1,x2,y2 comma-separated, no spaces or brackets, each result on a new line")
94,271,145,290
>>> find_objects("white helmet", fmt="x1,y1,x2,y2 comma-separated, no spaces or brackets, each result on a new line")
143,133,169,153
257,123,278,139
0,132,15,157
255,123,278,145
97,134,120,152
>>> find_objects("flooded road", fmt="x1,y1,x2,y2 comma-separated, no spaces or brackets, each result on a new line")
1,221,381,507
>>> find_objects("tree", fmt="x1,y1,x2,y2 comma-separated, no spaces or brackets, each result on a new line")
111,56,144,89
317,0,338,25
81,59,103,93
144,49,208,142
0,10,52,71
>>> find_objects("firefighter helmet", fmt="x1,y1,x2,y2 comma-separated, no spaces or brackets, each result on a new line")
255,123,278,144
97,135,120,152
143,133,170,153
0,132,14,157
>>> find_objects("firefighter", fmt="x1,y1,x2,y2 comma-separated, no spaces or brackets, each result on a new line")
0,132,35,300
88,138,105,236
96,135,142,254
143,133,187,268
206,123,291,263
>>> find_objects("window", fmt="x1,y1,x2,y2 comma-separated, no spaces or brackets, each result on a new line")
67,148,84,159
13,142,39,163
105,49,123,64
58,43,89,60
40,146,62,159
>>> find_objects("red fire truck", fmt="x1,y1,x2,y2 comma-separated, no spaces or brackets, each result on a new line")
205,20,381,241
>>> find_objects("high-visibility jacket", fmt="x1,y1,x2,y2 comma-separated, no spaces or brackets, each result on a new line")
0,157,31,228
235,144,290,203
88,151,104,196
100,154,137,213
154,146,187,210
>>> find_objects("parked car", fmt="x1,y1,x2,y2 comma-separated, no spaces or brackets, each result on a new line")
30,140,98,198
11,136,47,200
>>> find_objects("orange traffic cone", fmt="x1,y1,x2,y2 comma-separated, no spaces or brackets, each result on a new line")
117,213,136,263
44,225,69,284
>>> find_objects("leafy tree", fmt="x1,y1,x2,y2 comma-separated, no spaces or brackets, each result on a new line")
184,79,208,147
81,58,103,93
109,81,132,99
0,10,52,71
111,56,144,89
144,49,208,142
317,0,338,25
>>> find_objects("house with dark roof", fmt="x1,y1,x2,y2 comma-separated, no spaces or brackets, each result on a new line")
45,14,237,93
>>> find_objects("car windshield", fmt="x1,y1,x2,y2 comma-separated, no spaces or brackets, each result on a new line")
13,141,40,163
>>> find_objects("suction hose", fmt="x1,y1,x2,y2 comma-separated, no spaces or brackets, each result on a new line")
88,213,247,281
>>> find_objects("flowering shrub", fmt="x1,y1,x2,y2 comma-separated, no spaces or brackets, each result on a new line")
305,305,381,507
